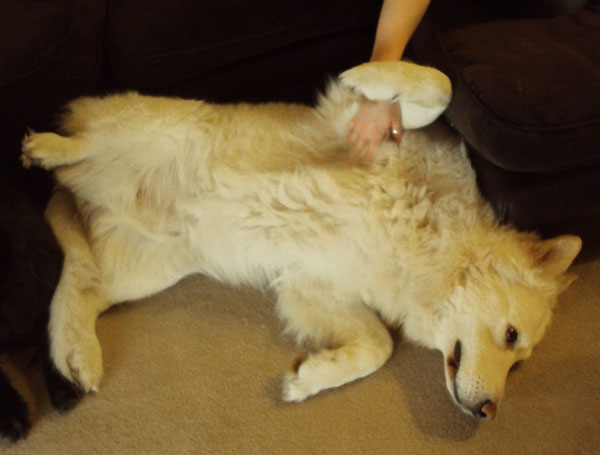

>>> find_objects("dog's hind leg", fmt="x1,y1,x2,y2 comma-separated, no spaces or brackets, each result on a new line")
44,188,109,393
277,277,393,402
21,132,87,170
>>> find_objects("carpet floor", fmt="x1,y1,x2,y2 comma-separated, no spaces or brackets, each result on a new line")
3,255,599,454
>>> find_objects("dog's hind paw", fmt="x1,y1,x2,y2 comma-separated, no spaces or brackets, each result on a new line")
63,339,103,394
21,131,84,170
51,324,103,394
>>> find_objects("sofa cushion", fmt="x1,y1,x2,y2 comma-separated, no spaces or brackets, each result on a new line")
412,2,600,172
107,0,381,90
487,0,589,18
0,0,105,137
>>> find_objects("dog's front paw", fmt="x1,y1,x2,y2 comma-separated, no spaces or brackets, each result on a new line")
283,373,313,402
281,352,335,402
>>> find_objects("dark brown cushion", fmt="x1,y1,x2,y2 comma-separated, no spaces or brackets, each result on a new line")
412,2,600,172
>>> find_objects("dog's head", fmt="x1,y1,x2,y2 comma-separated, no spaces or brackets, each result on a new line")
437,234,581,420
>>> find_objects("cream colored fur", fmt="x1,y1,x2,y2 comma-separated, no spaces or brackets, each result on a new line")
22,62,580,418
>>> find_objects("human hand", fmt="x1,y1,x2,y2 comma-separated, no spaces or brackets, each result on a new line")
347,100,402,163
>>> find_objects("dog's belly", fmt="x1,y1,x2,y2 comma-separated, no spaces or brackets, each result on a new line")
89,219,196,303
91,188,367,304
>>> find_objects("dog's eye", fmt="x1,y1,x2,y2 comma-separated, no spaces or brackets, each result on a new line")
505,326,518,345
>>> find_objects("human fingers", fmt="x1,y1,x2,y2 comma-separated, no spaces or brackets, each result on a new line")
348,101,397,162
348,116,375,161
360,124,388,163
351,130,372,162
368,127,387,162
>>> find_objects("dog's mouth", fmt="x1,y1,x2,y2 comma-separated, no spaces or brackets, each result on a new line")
447,340,462,378
446,340,497,420
446,340,462,405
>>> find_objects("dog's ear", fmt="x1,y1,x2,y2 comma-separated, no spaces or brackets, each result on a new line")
533,235,582,280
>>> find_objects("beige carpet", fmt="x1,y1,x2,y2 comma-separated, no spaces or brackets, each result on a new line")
3,255,599,454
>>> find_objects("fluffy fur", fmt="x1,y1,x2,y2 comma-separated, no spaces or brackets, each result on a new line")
0,175,81,442
21,62,580,420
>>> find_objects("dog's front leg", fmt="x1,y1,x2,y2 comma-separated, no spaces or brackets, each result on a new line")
276,277,393,402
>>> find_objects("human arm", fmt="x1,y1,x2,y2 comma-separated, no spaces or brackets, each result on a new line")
371,0,431,62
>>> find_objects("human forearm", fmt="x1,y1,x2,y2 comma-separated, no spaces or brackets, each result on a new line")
370,0,430,61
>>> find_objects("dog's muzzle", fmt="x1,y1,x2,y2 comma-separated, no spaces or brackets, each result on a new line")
447,340,498,420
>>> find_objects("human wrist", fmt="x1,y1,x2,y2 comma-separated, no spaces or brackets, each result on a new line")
370,45,404,62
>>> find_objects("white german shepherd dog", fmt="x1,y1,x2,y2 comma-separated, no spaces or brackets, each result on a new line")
22,62,581,420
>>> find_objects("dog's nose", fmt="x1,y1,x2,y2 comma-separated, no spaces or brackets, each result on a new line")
475,400,497,420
